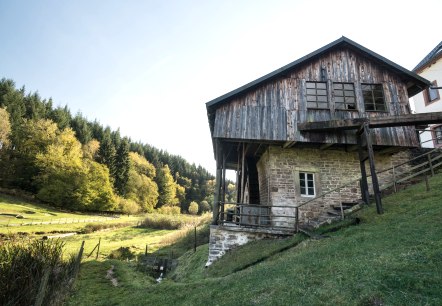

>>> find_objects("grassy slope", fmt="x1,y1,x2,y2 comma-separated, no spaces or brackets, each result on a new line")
69,173,442,306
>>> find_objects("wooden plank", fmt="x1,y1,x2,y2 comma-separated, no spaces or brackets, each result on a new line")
298,112,442,131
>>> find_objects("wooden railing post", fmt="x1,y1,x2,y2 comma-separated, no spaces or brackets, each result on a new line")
295,207,299,233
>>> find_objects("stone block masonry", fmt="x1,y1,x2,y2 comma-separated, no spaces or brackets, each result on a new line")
257,146,410,227
205,225,289,266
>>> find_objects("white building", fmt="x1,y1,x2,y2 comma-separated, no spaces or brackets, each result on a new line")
413,42,442,148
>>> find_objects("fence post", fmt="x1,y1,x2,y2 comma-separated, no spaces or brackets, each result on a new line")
295,207,299,233
427,154,434,177
145,244,148,256
35,268,51,306
96,238,101,260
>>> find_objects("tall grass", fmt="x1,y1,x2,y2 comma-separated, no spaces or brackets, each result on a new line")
139,213,210,230
0,239,78,306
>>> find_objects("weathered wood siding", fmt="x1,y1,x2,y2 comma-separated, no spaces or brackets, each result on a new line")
213,47,419,146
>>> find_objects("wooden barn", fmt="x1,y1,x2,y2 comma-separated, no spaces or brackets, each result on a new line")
205,37,437,265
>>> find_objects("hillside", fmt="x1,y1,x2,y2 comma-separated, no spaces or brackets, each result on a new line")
68,172,442,306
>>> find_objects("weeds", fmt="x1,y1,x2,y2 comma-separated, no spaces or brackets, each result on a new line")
0,238,78,305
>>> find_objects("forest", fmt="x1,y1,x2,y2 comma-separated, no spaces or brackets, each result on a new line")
0,78,235,215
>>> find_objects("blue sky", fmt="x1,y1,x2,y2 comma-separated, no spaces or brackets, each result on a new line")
1,0,441,175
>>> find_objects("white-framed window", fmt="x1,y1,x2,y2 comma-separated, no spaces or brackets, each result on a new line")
299,172,315,197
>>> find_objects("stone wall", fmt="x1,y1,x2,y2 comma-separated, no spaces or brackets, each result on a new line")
206,225,288,266
257,146,410,227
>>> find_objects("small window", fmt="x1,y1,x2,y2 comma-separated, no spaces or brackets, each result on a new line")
333,83,356,110
362,84,386,112
299,172,315,197
306,82,328,109
424,80,440,105
432,125,442,147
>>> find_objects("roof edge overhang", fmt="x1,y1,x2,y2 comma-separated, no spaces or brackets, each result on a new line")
206,36,431,116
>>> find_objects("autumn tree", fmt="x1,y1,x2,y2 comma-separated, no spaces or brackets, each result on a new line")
35,127,115,211
125,152,159,212
155,164,178,208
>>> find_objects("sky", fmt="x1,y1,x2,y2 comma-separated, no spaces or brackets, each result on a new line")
1,0,441,176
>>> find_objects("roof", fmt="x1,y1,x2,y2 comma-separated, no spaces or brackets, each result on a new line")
413,41,442,73
206,36,430,113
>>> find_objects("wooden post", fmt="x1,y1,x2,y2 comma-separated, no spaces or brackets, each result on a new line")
295,207,299,233
96,238,101,260
240,143,247,203
35,268,51,306
145,244,148,256
357,127,370,204
364,123,383,214
212,140,222,225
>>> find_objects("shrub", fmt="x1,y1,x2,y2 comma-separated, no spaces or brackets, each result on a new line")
188,201,198,215
0,238,78,305
157,206,180,215
108,247,135,260
117,197,140,216
199,200,211,213
79,222,133,234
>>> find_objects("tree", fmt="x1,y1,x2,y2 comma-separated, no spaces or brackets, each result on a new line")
114,138,130,196
188,201,198,215
155,164,177,208
82,139,100,160
35,128,115,211
125,152,159,212
0,108,11,149
97,129,116,179
71,112,92,144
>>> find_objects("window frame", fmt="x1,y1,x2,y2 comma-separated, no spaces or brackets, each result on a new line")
361,83,387,112
424,80,440,106
306,81,329,109
333,82,357,111
431,124,442,147
299,172,316,197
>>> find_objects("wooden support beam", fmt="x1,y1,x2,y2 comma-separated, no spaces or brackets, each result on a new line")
212,140,222,225
320,143,334,150
298,112,442,131
357,130,370,205
363,123,383,214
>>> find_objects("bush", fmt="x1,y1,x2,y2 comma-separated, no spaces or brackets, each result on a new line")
108,247,135,260
0,239,78,305
157,206,180,215
199,200,211,213
188,201,198,215
139,213,210,230
79,222,133,234
117,197,140,216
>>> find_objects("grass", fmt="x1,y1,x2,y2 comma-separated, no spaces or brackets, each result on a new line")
67,172,442,306
0,193,144,236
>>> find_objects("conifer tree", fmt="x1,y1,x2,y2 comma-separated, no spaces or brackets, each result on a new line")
114,138,130,195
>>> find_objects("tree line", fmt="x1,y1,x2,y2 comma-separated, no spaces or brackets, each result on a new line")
0,78,219,214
